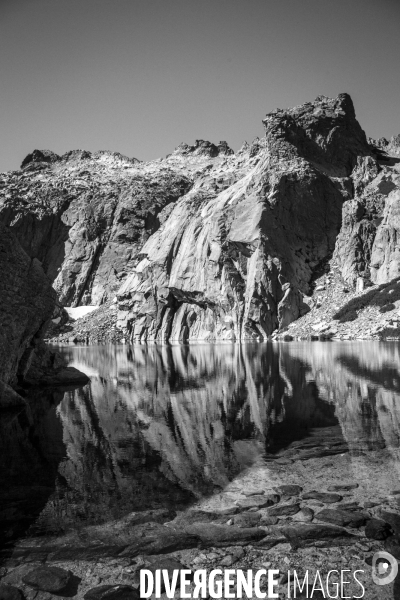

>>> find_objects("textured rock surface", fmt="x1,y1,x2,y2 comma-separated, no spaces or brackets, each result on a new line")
0,149,196,307
22,566,71,592
117,93,371,341
0,222,56,389
2,93,400,342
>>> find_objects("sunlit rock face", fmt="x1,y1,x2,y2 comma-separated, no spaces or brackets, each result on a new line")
334,136,400,287
117,93,371,341
0,149,216,307
1,93,380,340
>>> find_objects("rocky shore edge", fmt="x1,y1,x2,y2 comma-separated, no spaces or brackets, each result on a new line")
1,482,400,599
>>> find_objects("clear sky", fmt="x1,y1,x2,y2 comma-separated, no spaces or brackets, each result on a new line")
0,0,399,172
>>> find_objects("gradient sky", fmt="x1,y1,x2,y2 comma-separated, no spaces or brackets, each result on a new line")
1,0,399,172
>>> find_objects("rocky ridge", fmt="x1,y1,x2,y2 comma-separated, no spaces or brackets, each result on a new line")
1,93,400,343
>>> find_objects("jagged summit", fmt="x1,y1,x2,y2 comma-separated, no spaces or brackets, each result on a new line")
172,139,234,158
262,92,370,177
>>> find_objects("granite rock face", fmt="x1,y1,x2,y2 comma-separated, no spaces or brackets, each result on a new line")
0,222,56,389
0,150,194,307
334,137,400,287
117,93,371,341
3,93,400,341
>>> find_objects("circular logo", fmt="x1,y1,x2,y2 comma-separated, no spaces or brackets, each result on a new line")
372,551,398,586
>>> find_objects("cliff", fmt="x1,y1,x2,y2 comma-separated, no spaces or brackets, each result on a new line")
0,222,89,405
1,93,400,342
0,223,56,398
117,93,371,341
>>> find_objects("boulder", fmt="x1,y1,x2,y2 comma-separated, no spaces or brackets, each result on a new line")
22,566,71,593
0,585,24,600
365,518,391,540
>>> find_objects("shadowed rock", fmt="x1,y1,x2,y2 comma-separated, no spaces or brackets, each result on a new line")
279,522,357,548
314,508,366,528
181,523,265,547
84,585,139,600
22,566,71,593
0,585,24,600
302,491,343,503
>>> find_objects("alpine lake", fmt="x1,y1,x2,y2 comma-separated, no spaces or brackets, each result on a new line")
1,341,400,599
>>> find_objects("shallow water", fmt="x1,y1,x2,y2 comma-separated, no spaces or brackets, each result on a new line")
1,341,400,547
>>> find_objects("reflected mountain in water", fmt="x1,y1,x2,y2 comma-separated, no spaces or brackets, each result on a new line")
1,342,400,545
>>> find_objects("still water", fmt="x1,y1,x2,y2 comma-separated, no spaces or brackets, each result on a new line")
1,342,400,548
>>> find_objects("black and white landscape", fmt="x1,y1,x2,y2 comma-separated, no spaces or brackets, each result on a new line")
1,2,400,599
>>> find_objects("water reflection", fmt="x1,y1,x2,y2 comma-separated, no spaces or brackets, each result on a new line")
1,342,400,544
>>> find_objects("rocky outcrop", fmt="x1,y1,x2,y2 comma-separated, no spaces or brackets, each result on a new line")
117,93,371,341
0,149,200,307
2,93,400,341
333,138,400,287
0,222,56,390
0,221,89,399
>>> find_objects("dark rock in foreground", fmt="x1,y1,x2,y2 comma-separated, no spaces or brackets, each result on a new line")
22,566,71,593
0,585,24,600
365,518,392,540
315,508,367,528
120,525,200,557
84,585,139,600
385,537,400,559
267,503,300,517
182,523,265,547
171,511,228,526
0,223,56,390
302,491,343,503
279,523,357,548
26,366,89,387
379,510,400,535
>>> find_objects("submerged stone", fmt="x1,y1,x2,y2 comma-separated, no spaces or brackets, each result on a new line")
0,585,24,600
22,567,71,593
84,585,139,600
302,491,343,503
315,508,366,528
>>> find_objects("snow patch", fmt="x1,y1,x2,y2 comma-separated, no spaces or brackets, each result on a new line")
65,306,99,321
